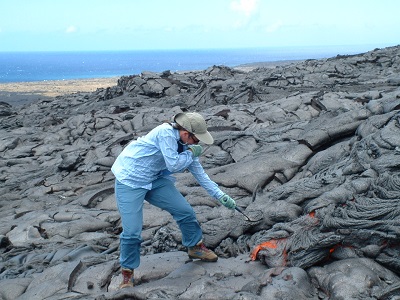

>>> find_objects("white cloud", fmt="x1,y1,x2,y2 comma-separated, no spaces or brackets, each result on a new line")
230,0,259,16
265,21,283,33
65,25,77,34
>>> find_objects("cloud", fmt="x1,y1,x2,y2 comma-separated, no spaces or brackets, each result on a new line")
265,21,283,33
65,25,77,34
230,0,259,16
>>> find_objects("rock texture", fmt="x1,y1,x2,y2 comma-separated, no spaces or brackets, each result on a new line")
1,45,400,300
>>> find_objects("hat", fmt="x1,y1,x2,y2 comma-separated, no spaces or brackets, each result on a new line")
174,112,214,144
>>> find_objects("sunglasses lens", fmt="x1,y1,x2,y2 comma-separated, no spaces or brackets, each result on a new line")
191,134,199,144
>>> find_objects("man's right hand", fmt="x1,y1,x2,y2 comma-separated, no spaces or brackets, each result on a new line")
188,145,203,157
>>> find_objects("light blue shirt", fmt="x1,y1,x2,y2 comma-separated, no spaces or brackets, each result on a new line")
111,123,224,199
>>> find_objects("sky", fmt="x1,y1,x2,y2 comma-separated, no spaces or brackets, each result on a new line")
0,0,399,52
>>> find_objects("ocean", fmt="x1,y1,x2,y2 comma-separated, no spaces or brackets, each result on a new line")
0,45,388,83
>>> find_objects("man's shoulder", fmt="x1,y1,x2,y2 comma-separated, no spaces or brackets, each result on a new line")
155,123,176,136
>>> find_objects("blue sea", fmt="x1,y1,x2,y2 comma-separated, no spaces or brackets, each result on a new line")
0,45,389,83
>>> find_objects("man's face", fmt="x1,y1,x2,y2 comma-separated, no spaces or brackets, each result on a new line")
180,130,199,145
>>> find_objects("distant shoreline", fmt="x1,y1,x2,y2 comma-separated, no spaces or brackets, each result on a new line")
0,77,120,106
0,60,302,107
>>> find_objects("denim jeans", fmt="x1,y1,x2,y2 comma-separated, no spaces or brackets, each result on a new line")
114,178,203,270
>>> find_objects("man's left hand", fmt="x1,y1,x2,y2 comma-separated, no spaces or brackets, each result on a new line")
218,194,236,209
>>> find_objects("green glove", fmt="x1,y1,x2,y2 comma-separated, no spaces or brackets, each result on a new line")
218,194,236,209
188,145,203,157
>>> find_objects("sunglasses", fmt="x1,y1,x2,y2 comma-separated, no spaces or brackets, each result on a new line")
189,133,200,144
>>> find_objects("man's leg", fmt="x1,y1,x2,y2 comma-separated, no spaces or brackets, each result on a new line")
114,180,147,287
146,178,217,261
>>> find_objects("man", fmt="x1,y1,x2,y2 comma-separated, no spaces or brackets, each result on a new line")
111,112,237,288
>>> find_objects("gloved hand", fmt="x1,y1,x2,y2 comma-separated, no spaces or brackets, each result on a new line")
218,194,236,209
188,145,203,157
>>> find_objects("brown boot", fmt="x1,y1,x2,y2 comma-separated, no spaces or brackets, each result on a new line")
119,268,134,288
188,241,218,262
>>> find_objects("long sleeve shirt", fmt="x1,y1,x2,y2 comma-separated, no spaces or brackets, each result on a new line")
111,123,224,199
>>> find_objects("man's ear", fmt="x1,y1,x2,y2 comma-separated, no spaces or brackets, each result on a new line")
179,130,188,141
182,130,190,141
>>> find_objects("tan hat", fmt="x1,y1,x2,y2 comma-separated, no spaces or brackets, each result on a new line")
174,112,214,144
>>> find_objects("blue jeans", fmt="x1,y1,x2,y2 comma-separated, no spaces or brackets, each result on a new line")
114,178,203,270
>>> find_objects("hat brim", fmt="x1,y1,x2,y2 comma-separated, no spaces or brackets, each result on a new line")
194,131,214,145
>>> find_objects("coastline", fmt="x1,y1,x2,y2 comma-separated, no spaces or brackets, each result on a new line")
0,77,120,106
0,60,300,106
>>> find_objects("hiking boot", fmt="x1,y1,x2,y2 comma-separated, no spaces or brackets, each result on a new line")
188,242,218,262
119,268,134,288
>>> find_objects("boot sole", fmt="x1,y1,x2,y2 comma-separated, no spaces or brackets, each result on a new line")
188,255,218,262
119,283,134,289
